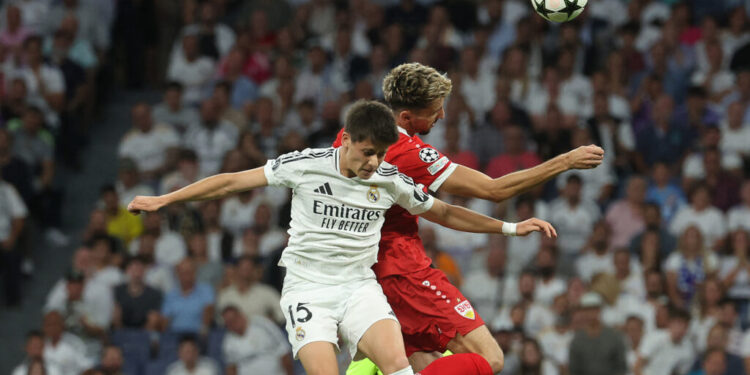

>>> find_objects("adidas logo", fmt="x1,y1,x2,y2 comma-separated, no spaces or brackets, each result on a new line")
313,182,333,196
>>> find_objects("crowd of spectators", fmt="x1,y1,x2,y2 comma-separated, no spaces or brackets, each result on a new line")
3,0,750,374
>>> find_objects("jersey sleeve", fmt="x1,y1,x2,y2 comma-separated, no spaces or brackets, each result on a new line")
263,149,309,188
390,141,457,193
393,172,434,215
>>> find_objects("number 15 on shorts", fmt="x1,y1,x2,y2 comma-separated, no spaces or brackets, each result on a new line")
288,302,313,327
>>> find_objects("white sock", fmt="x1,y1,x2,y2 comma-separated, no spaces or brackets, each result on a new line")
389,366,414,375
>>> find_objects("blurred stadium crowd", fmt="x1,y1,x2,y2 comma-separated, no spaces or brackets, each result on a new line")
1,0,750,374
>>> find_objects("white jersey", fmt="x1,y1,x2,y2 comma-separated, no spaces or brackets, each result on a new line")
263,147,434,284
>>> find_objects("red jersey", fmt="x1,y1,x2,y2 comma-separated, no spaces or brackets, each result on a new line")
333,127,458,277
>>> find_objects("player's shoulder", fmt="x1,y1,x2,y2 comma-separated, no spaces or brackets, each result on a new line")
277,147,336,163
374,161,417,185
389,134,443,162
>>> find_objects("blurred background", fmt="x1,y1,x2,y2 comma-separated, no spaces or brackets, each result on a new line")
0,0,749,374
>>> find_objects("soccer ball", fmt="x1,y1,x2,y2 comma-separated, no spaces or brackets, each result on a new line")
530,0,587,23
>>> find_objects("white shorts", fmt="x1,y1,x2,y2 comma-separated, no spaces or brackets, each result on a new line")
279,276,399,360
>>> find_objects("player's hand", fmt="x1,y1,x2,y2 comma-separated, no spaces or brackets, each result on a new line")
517,218,557,238
127,196,166,215
566,145,604,170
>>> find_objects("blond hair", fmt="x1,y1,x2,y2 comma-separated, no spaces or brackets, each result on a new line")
382,63,452,110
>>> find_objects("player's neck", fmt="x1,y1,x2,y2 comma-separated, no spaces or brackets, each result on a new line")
396,121,415,137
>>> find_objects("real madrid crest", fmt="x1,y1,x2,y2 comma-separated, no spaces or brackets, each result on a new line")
295,326,306,341
367,185,380,203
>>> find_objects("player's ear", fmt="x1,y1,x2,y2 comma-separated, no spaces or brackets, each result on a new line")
397,110,411,124
341,131,350,147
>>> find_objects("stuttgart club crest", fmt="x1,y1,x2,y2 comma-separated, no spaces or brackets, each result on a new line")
418,148,440,163
367,185,380,203
454,300,476,320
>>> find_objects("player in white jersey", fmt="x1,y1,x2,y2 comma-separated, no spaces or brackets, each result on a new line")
128,100,556,375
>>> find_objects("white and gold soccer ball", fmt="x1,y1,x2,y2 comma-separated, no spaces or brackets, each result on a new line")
530,0,588,23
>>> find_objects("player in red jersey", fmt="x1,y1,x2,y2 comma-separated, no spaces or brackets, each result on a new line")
335,63,604,373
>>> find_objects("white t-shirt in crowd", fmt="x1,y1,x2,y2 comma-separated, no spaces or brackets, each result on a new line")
118,124,180,173
222,316,291,375
549,197,601,255
638,330,694,375
0,181,28,242
669,205,727,249
727,204,750,232
576,251,614,282
129,232,187,267
166,358,220,375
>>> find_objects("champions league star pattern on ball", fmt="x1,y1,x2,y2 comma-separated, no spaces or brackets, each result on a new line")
531,0,587,22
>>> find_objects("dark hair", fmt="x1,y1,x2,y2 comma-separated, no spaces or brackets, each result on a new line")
178,334,199,346
236,254,262,266
178,148,198,163
565,174,583,185
214,80,232,95
669,306,691,322
344,100,399,147
26,330,43,341
165,81,184,92
99,184,116,195
23,34,43,48
221,304,242,316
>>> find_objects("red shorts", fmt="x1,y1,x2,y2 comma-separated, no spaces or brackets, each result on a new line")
379,267,485,356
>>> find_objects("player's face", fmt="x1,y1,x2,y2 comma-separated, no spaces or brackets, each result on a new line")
407,98,445,135
343,137,388,179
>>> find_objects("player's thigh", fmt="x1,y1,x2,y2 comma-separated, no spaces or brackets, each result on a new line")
446,325,504,371
341,279,408,372
298,341,340,375
356,319,410,374
280,285,340,360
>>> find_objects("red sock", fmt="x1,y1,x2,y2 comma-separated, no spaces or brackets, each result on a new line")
417,353,494,375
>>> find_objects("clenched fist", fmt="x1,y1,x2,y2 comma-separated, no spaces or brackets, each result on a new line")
127,196,166,215
566,145,605,170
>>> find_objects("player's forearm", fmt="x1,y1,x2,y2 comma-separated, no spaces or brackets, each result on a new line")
160,173,238,205
486,154,568,202
422,202,503,234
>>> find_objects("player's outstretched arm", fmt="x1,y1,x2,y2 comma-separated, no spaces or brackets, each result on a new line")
127,167,268,214
419,199,557,237
440,145,604,202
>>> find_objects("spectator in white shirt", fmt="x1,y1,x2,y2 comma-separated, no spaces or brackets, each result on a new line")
720,230,750,303
623,315,645,375
160,149,200,196
634,307,694,375
293,45,346,109
217,255,284,325
0,176,27,306
12,331,62,375
692,41,735,102
550,174,601,274
221,305,293,375
506,196,542,275
670,184,728,251
152,82,201,135
728,181,750,233
16,35,65,129
167,30,216,106
128,211,187,267
166,335,220,375
44,269,113,360
576,221,615,283
88,235,124,289
459,46,495,120
614,249,646,301
535,247,567,306
118,102,180,181
720,102,750,159
665,226,719,309
183,98,238,177
462,245,519,325
42,310,93,375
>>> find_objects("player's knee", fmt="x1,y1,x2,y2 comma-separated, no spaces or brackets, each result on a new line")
378,354,410,374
